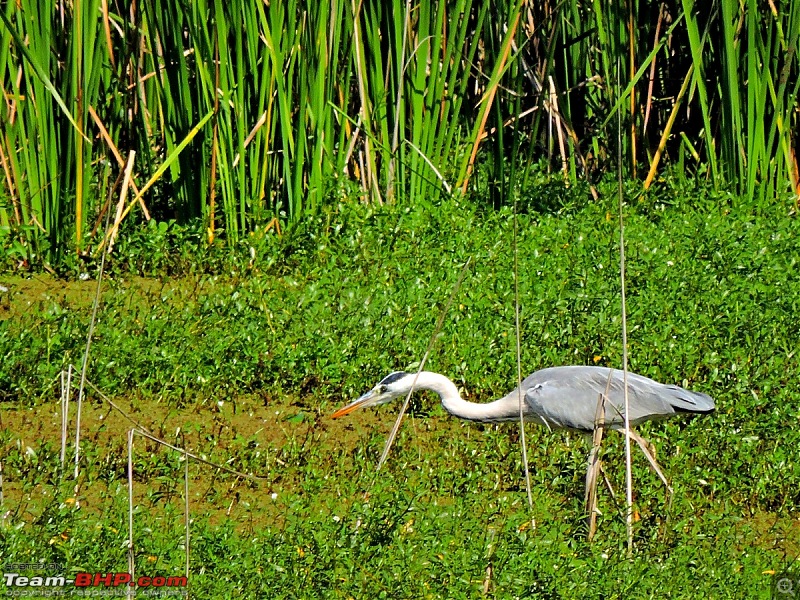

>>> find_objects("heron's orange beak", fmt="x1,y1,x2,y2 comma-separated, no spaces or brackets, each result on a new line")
330,401,364,419
330,389,380,419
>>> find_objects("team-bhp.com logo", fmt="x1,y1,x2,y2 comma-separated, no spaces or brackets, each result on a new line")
4,565,187,596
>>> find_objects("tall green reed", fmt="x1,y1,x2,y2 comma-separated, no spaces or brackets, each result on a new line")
0,1,797,266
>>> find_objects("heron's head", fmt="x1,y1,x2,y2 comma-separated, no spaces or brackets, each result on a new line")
330,372,413,418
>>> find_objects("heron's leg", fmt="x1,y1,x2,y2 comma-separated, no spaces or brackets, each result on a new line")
586,386,611,540
625,427,673,496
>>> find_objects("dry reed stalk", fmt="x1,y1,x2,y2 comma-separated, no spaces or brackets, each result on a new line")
85,377,263,479
459,3,522,194
643,4,666,133
628,2,638,179
122,408,263,599
127,429,135,586
184,445,191,595
87,105,150,220
482,526,497,595
107,151,136,255
617,95,634,555
102,109,214,248
74,163,116,494
644,65,694,190
513,191,534,520
59,365,73,468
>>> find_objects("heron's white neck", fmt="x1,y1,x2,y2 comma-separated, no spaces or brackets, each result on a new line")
409,371,520,423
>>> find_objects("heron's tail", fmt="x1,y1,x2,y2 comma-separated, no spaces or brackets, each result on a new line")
667,386,715,415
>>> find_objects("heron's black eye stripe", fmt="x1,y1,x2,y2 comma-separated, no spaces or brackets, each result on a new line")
380,371,408,385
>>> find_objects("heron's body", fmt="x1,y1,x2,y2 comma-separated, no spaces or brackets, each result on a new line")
332,366,715,432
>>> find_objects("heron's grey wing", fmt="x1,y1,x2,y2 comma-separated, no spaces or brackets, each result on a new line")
590,368,715,425
522,367,614,432
522,366,712,431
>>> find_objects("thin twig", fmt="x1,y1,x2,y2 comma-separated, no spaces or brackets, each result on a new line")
404,141,452,194
107,151,136,255
84,378,265,480
548,76,569,180
513,192,534,520
127,429,135,585
377,258,473,469
74,167,116,489
184,444,191,589
60,365,72,468
617,79,634,556
386,0,412,201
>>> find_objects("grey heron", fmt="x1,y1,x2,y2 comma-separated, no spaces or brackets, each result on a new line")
331,366,715,431
333,366,714,537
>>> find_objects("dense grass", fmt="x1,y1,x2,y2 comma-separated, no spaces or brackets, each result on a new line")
1,179,799,597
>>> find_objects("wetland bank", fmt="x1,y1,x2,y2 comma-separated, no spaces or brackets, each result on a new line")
2,195,799,596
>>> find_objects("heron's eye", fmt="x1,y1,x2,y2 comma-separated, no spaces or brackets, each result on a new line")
378,385,386,394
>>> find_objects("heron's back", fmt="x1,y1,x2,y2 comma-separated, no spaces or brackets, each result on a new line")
519,366,714,432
